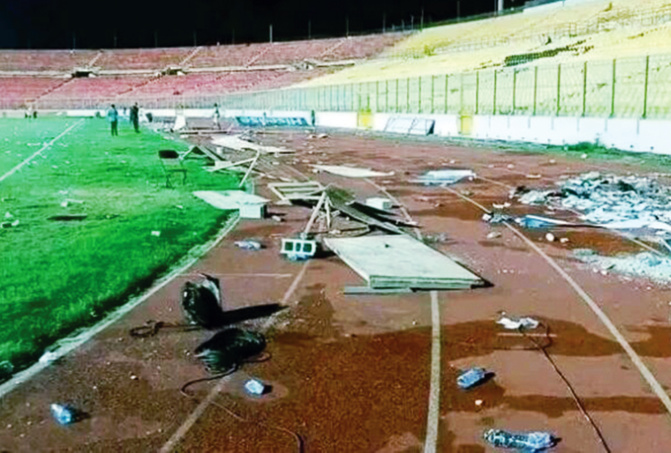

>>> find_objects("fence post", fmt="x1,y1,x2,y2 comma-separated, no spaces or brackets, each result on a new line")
385,80,389,112
375,80,380,113
493,69,498,114
395,79,399,113
643,55,650,119
610,59,616,117
556,63,562,116
475,72,480,115
418,77,422,113
582,60,588,117
533,65,538,116
406,78,410,113
431,75,435,113
445,74,449,114
512,69,517,114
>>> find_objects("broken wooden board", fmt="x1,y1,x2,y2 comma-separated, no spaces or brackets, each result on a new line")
211,135,294,154
193,191,269,210
312,165,394,178
268,181,324,202
324,235,484,290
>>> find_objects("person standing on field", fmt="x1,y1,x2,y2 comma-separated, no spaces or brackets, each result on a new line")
107,104,119,136
213,103,221,130
130,103,140,133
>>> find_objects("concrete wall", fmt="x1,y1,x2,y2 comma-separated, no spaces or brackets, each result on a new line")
317,111,671,155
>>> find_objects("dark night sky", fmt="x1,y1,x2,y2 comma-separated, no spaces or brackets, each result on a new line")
0,0,525,49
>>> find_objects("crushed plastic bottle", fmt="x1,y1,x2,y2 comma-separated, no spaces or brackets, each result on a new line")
50,403,76,425
234,240,262,251
483,429,555,451
457,367,488,390
244,378,268,396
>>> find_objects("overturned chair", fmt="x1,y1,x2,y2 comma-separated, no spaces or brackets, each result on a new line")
158,149,187,188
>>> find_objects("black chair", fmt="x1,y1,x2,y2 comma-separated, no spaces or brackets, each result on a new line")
158,150,187,188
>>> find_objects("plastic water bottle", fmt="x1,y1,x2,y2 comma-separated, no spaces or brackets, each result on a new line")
244,379,267,396
483,429,555,451
457,367,487,390
234,240,262,251
50,403,76,425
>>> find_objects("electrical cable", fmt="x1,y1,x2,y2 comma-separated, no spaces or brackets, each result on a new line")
520,321,612,453
179,354,303,453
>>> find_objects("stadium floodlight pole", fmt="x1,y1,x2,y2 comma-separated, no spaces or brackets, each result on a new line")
269,24,273,43
308,20,312,39
346,17,349,37
72,32,76,50
420,8,424,31
193,30,197,46
383,13,386,33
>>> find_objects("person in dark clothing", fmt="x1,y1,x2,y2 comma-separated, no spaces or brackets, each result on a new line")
130,103,140,133
107,104,119,136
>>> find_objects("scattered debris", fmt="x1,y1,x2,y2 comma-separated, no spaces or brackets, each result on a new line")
244,378,270,396
560,237,570,244
0,360,13,382
271,215,284,223
235,240,263,251
0,219,19,228
181,274,227,329
413,169,476,186
486,232,502,239
268,181,324,203
573,249,671,283
516,172,671,232
312,164,394,178
343,286,413,295
50,403,82,425
482,213,514,224
211,135,293,154
545,233,555,242
60,199,84,208
195,328,266,373
483,429,556,451
497,315,540,330
193,190,269,219
366,197,393,211
475,399,484,407
457,367,489,390
515,215,577,229
281,238,317,261
324,235,485,290
48,214,87,221
526,174,542,179
151,231,161,237
492,202,511,209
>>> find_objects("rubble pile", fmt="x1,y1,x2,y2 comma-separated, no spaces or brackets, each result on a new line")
516,172,671,230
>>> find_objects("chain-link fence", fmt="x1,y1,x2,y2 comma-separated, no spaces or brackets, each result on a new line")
216,53,671,120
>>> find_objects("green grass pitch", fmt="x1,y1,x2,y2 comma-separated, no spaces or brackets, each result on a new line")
0,117,238,372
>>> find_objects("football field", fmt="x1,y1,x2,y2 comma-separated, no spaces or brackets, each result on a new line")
0,117,237,373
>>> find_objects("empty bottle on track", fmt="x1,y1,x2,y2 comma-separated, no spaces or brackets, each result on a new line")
483,429,555,451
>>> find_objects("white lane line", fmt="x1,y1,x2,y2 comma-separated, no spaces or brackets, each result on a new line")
159,260,311,453
423,290,441,453
0,120,83,183
365,178,442,452
441,185,671,416
504,223,671,415
0,215,240,400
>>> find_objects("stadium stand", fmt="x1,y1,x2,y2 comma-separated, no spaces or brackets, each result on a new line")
39,76,151,101
95,48,193,70
0,50,96,72
0,77,66,108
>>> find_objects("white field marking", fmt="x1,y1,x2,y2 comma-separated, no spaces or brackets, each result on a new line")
0,120,83,183
159,260,312,453
423,290,441,453
0,215,240,400
440,185,671,416
364,178,441,453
